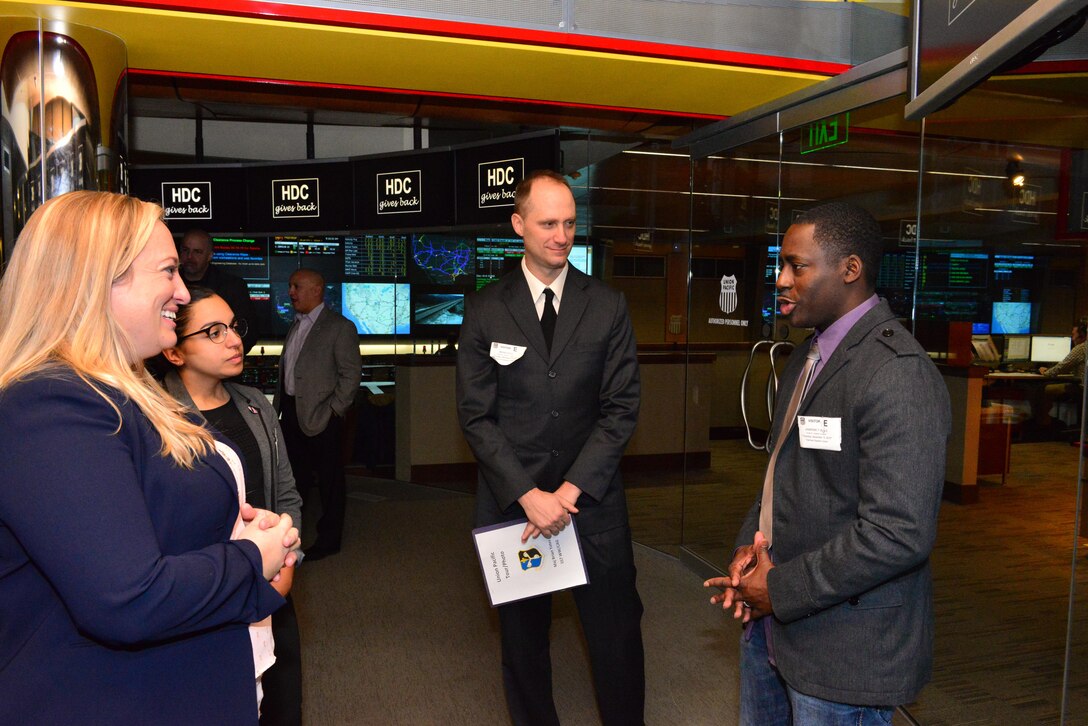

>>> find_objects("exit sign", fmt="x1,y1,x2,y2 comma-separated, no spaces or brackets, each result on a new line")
800,113,849,155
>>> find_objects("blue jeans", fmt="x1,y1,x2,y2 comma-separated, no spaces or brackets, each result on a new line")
740,620,894,726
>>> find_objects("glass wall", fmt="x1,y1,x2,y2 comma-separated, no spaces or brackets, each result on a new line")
908,73,1088,725
648,72,1088,723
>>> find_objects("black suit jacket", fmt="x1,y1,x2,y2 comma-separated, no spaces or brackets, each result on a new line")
456,266,640,535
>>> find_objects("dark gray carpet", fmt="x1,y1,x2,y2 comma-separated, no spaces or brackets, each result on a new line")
292,479,736,724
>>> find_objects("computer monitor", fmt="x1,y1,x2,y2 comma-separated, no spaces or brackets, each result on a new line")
991,301,1032,335
1031,335,1072,364
1004,335,1031,363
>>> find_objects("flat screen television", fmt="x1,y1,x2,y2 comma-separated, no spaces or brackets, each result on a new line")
474,238,592,288
263,282,343,337
1032,335,1072,363
907,0,1088,120
210,236,269,279
341,282,411,335
343,233,408,279
410,234,475,284
991,301,1032,335
412,291,466,328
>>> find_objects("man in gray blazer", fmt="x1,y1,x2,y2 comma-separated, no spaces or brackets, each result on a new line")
707,203,950,724
275,268,361,561
457,170,644,726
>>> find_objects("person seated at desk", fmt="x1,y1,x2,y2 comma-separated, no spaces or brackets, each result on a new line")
1036,317,1086,429
1039,317,1086,379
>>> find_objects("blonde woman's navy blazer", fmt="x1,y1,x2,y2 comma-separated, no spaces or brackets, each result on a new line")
0,371,284,724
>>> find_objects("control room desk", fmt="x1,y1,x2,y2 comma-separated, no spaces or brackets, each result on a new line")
393,353,714,487
940,366,1077,502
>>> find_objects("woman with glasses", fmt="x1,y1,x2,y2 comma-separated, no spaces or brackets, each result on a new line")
0,192,298,724
162,286,304,726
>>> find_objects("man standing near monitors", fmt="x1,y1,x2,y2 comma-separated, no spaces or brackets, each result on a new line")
456,170,645,725
275,268,361,561
706,202,950,724
179,229,260,353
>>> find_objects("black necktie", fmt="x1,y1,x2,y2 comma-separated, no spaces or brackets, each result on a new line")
541,288,557,352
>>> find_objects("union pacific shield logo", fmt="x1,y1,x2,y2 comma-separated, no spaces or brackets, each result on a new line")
518,548,543,570
719,275,738,315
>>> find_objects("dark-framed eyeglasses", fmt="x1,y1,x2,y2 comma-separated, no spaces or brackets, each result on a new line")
177,319,248,344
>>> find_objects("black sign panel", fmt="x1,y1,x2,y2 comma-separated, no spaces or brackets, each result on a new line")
271,177,320,219
161,181,212,219
455,131,560,226
477,158,524,209
354,149,454,229
129,165,247,232
246,161,353,232
376,170,422,215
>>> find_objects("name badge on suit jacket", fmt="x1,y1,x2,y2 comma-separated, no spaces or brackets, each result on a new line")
797,416,842,451
490,342,527,366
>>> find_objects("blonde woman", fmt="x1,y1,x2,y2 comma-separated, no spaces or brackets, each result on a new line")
0,191,298,724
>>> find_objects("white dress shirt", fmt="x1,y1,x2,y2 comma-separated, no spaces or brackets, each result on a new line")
521,257,569,320
282,302,324,396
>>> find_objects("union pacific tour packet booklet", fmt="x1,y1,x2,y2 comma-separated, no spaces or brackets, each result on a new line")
471,518,589,607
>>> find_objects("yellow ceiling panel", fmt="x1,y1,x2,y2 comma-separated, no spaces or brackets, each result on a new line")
0,0,829,118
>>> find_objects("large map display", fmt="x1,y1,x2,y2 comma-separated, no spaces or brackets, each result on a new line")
411,234,475,284
342,283,411,334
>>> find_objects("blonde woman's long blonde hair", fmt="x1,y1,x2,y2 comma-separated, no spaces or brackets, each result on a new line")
0,190,213,467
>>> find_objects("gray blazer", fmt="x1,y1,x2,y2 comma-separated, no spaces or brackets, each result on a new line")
163,371,303,534
456,266,640,535
273,306,361,437
737,300,950,706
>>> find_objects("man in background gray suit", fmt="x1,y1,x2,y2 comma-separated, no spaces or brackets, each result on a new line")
275,268,360,561
457,170,644,726
706,203,950,724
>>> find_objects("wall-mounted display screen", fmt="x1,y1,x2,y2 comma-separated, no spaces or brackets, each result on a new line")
476,237,525,289
568,245,593,276
411,234,475,284
991,301,1033,335
210,236,269,279
263,282,343,337
341,283,411,335
474,238,592,289
199,229,601,339
413,291,466,327
918,250,988,289
344,234,408,278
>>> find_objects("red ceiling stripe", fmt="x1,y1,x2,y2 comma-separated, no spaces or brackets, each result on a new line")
128,68,727,120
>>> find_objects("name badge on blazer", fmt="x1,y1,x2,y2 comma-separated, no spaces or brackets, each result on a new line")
490,342,527,366
797,416,842,451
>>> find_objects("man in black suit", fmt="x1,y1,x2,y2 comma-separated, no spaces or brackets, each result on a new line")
456,170,644,726
179,229,259,353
